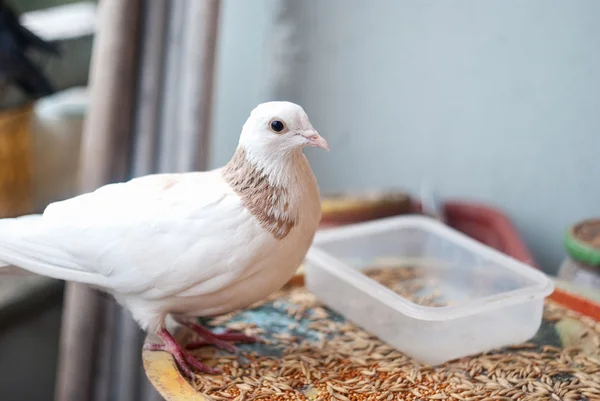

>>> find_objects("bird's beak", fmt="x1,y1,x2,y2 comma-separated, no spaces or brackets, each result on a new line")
302,130,329,151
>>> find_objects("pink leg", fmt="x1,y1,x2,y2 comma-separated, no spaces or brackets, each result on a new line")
174,317,258,352
143,328,221,377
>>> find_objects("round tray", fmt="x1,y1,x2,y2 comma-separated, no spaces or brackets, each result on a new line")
143,277,600,401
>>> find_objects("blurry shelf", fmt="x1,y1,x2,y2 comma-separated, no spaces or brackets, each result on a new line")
21,1,96,41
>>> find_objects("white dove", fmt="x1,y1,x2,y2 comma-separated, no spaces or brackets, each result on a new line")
0,101,329,377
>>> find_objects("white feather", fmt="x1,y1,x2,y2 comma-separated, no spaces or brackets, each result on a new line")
0,101,326,334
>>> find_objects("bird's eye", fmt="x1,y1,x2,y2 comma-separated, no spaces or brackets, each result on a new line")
269,119,286,133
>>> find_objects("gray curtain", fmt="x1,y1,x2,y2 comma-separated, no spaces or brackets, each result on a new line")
54,1,221,400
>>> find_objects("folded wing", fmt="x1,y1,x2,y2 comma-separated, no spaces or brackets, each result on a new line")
0,170,250,298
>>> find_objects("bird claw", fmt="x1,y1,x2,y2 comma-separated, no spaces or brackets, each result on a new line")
186,332,259,353
145,328,221,377
184,353,222,376
177,318,259,353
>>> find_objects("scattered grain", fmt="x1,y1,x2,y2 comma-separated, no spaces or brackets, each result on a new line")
187,272,600,401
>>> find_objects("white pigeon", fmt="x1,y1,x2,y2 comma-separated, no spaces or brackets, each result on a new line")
0,101,329,377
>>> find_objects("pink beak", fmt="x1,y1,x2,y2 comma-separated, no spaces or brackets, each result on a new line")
303,130,329,151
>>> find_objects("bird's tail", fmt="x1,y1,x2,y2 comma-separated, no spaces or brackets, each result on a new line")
0,215,107,286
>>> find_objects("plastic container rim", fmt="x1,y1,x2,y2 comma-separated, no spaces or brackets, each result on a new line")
306,215,555,321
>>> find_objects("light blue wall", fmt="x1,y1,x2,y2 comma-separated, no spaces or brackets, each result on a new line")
210,0,280,167
211,0,600,274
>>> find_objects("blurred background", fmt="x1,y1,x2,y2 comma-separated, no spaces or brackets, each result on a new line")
0,0,598,400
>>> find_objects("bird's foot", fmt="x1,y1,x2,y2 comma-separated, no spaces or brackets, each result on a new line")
179,320,259,353
144,328,221,378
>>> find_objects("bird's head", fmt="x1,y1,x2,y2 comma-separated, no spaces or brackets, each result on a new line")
238,101,329,159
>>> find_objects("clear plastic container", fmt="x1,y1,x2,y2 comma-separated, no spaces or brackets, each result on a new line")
304,215,554,366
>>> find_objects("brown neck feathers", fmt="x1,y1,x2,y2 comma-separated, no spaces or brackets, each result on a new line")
222,148,297,239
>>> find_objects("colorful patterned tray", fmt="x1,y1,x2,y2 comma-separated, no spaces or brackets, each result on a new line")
143,277,600,401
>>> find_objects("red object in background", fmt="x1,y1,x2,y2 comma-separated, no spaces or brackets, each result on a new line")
318,197,600,321
412,201,539,269
320,198,539,269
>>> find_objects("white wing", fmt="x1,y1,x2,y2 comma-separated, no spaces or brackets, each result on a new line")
0,169,253,298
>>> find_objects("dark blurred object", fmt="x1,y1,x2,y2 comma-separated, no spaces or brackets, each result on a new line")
0,0,59,99
558,218,600,291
